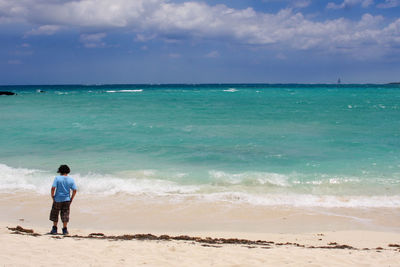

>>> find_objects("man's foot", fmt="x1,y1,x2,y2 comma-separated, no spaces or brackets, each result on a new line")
50,226,57,235
62,227,69,235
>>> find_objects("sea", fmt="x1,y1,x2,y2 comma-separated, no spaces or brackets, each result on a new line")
1,84,399,208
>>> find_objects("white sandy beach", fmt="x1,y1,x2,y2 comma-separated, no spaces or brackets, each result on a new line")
2,224,400,267
1,193,400,266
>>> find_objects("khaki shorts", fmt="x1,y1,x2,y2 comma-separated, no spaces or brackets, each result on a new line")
49,201,71,223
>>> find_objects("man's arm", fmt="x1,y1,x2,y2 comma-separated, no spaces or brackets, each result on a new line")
70,189,77,203
51,187,56,200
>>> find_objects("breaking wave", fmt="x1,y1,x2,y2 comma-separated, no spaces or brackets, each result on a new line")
106,89,143,93
1,163,399,208
223,88,238,92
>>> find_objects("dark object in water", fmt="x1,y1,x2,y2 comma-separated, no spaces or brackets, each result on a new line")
0,91,15,95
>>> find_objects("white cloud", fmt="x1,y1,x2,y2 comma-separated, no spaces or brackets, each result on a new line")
135,33,157,42
362,0,374,7
292,0,312,8
377,0,400,8
0,0,399,57
357,13,383,28
80,33,106,48
25,25,61,36
327,0,373,9
205,50,220,58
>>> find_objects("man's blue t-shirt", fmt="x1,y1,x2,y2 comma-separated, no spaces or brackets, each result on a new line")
52,175,77,202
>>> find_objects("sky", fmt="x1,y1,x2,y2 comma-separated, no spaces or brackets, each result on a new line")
0,0,400,84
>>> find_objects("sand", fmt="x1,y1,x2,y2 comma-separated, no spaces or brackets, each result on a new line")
1,193,400,266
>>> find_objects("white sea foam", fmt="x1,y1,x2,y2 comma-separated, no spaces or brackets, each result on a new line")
209,170,290,187
0,164,199,196
1,163,400,208
0,164,50,194
106,89,143,93
76,174,199,196
223,88,238,92
198,192,400,208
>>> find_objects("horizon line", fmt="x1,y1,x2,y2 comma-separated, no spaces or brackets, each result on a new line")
1,82,400,87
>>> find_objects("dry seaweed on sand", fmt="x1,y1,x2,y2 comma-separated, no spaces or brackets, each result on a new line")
7,226,41,237
6,226,400,252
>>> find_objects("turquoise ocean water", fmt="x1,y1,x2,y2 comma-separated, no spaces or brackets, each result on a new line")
1,84,399,207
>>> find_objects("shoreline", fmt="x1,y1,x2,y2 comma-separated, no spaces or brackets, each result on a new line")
1,192,400,234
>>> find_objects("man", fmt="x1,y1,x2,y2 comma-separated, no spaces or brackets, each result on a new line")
49,164,77,235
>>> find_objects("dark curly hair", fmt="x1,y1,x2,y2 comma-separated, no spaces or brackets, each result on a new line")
57,164,70,174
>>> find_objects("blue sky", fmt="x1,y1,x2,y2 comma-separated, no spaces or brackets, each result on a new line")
1,0,400,84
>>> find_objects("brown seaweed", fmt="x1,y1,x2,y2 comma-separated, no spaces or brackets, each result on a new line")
6,225,398,252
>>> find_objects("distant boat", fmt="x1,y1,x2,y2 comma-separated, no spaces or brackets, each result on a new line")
337,78,341,84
